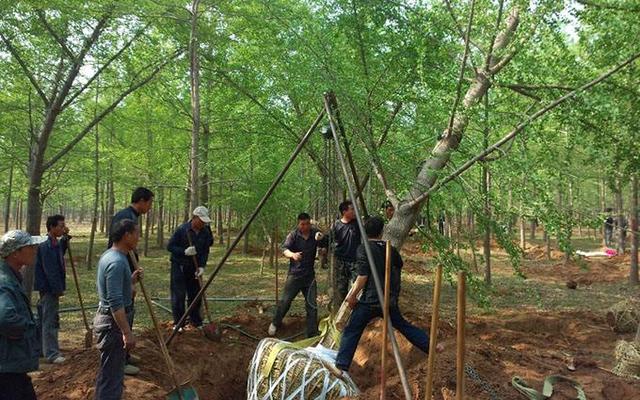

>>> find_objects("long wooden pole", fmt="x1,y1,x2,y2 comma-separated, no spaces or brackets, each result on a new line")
130,252,185,400
380,240,392,400
456,271,466,400
66,241,92,348
425,264,443,400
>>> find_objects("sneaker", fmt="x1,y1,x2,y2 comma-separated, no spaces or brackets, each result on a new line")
172,325,184,333
128,354,141,365
51,356,66,364
268,323,277,336
124,364,140,376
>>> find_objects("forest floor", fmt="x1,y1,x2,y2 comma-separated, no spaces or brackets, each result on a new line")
29,228,640,399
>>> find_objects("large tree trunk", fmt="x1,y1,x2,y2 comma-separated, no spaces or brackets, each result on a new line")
384,9,520,248
630,174,638,285
157,187,165,247
188,0,201,210
4,163,13,233
86,97,100,269
482,94,491,285
200,121,210,207
616,178,626,254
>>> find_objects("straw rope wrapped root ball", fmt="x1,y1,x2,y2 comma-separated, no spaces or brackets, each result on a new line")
613,340,640,379
247,338,360,400
606,299,640,333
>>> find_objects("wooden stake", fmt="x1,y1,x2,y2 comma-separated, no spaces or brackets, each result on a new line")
456,271,466,400
425,265,443,400
381,240,392,400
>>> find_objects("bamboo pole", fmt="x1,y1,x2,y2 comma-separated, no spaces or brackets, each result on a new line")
456,271,466,400
380,240,392,400
425,265,443,400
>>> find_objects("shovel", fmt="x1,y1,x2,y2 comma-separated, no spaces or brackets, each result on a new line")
187,233,221,342
65,238,92,349
129,252,199,400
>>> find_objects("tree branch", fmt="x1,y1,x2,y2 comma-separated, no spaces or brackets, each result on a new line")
36,10,75,60
43,50,183,170
0,33,49,105
407,51,640,207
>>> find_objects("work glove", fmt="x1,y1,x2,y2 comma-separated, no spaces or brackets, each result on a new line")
185,246,197,256
315,232,324,241
197,267,204,277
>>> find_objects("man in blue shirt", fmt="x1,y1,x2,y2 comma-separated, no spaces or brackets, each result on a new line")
94,219,143,400
269,212,327,338
0,230,46,400
107,186,153,375
167,206,213,331
34,215,69,365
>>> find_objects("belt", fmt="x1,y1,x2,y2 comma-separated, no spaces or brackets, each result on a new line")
97,305,133,315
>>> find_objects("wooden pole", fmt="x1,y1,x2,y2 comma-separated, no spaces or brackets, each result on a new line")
380,240,392,400
425,265,443,400
456,271,466,400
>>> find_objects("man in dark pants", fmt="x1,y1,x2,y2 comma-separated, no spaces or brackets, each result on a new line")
334,216,442,375
107,186,153,375
321,200,362,309
0,230,47,400
167,206,213,331
34,215,70,365
94,220,143,400
269,213,327,338
604,208,614,248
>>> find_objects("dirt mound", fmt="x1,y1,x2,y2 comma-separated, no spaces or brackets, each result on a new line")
522,257,628,285
525,245,565,261
32,312,305,400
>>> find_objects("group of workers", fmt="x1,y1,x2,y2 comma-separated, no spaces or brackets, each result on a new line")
0,186,438,399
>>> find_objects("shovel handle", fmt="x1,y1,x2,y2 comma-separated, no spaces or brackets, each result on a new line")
129,252,185,400
66,241,91,333
187,233,213,323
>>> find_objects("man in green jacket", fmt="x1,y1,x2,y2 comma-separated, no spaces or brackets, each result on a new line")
0,230,46,400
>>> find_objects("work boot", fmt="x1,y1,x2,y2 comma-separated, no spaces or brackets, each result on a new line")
128,354,141,365
124,364,140,376
268,323,277,336
51,356,66,365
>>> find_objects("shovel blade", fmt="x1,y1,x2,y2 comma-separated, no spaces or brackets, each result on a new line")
203,323,221,342
167,385,199,400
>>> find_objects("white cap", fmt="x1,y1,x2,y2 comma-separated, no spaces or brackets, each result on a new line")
192,206,212,224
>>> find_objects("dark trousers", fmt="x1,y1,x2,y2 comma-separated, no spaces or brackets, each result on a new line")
272,273,318,337
0,373,37,400
37,292,61,362
94,313,127,400
605,228,613,247
335,302,429,371
334,258,358,307
170,263,203,327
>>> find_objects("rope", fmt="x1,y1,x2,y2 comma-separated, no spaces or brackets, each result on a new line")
511,375,587,400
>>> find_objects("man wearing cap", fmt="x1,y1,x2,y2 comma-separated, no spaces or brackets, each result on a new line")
167,206,214,330
0,230,47,400
107,186,153,376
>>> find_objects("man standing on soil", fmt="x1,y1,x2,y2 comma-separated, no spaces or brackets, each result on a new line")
321,200,362,309
0,230,46,400
34,215,70,365
604,208,614,248
269,212,327,338
334,216,441,374
167,206,213,331
107,186,153,376
94,219,143,400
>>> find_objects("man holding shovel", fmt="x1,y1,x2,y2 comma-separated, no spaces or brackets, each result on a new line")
167,206,213,331
108,186,153,376
34,215,69,365
94,219,143,400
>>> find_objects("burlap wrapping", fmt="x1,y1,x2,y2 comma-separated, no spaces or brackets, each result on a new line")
613,340,640,379
606,299,640,334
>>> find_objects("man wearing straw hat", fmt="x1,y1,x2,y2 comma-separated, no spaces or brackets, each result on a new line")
0,230,47,400
94,219,143,400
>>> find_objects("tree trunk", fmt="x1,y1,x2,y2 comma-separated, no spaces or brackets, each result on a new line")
157,187,165,247
519,215,526,250
616,178,626,255
4,163,13,233
86,94,100,269
543,228,551,260
482,93,491,285
200,122,210,207
226,206,232,250
144,212,151,257
188,0,202,210
630,174,638,285
600,177,606,247
529,219,536,240
384,9,520,248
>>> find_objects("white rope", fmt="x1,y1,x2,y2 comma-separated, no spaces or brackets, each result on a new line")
247,338,360,400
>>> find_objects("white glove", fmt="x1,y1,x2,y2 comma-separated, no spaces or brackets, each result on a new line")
315,232,324,241
196,267,204,277
185,246,197,256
